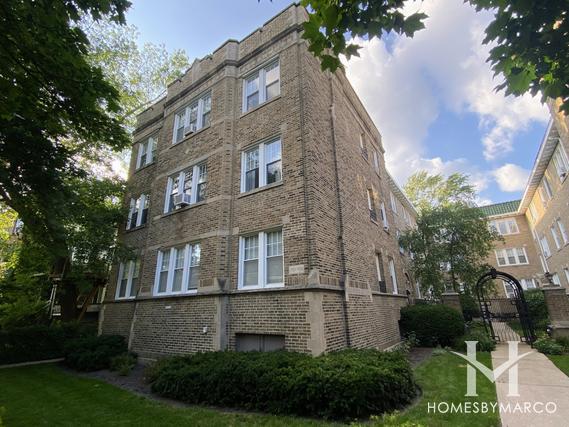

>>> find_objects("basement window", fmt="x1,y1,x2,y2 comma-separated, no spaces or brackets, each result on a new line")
236,334,285,352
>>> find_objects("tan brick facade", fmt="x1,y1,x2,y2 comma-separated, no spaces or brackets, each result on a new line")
99,4,416,358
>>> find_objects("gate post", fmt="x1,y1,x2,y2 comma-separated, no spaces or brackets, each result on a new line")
542,286,569,338
441,292,463,317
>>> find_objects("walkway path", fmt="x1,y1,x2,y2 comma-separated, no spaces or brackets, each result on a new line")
491,343,569,426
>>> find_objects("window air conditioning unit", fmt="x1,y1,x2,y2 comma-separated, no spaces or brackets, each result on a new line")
174,193,191,207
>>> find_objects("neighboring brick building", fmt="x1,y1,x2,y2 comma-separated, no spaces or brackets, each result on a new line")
99,4,417,359
479,200,541,297
480,103,569,296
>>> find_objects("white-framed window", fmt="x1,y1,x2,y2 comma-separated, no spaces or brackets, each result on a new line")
372,149,380,173
495,247,529,266
359,133,368,159
374,252,383,282
552,143,569,180
164,163,207,213
390,192,397,213
126,194,149,230
396,230,404,253
489,218,519,235
367,188,377,222
116,259,140,299
154,243,201,295
380,202,388,228
241,138,282,192
520,278,537,290
552,273,561,286
541,176,553,201
540,235,551,257
136,135,157,169
564,268,569,285
388,257,398,294
243,60,280,112
503,281,516,298
172,92,212,144
238,229,283,289
557,219,568,245
551,225,562,249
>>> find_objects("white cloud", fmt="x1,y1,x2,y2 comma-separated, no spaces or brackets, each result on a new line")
344,0,548,189
492,163,530,192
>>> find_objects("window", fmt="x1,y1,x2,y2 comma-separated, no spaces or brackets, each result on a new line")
236,334,285,352
564,268,569,285
388,258,398,294
241,138,282,192
172,93,212,144
380,202,388,228
164,163,207,213
520,278,537,290
552,273,561,286
359,133,368,159
239,230,283,289
552,143,569,180
372,149,380,173
396,230,404,253
116,259,140,299
494,247,529,266
503,281,515,298
542,176,553,201
367,189,377,222
489,218,519,235
154,243,201,295
557,219,568,245
390,192,397,213
127,194,149,229
136,136,157,169
551,225,562,249
243,60,280,112
540,235,551,257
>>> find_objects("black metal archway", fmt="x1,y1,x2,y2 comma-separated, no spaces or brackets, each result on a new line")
475,268,535,344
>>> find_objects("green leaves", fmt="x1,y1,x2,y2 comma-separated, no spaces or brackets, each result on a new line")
402,12,428,37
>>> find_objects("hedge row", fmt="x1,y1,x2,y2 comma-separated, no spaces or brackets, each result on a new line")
64,335,128,371
0,322,96,365
150,349,417,420
400,304,464,347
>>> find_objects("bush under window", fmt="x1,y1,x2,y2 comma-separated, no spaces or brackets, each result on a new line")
64,334,127,371
150,349,417,420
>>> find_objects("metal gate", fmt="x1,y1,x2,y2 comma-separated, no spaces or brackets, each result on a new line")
475,268,535,344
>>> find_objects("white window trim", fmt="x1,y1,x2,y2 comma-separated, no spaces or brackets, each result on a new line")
126,194,148,230
551,225,562,249
552,143,569,180
564,267,569,285
552,273,561,286
153,244,200,296
557,219,568,245
494,247,529,266
490,218,519,235
163,163,206,213
240,138,282,193
172,93,211,144
389,258,398,294
136,136,156,170
380,202,388,228
374,253,383,282
390,192,397,214
238,230,284,290
242,59,280,113
503,281,515,298
540,235,552,258
115,260,138,300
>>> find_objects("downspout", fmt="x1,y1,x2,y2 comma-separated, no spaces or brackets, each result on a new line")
328,72,351,347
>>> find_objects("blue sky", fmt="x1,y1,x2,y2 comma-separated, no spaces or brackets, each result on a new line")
126,0,549,205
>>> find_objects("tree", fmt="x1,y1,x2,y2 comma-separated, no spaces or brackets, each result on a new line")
300,0,569,113
404,171,477,212
399,172,500,296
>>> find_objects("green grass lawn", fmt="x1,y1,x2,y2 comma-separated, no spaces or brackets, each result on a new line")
0,352,499,427
547,354,569,377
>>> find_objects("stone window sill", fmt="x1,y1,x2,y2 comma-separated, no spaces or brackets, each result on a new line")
170,125,210,148
160,200,207,219
240,95,281,119
237,181,284,199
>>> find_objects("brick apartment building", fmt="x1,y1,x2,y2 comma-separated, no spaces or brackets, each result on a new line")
480,101,569,296
99,4,418,359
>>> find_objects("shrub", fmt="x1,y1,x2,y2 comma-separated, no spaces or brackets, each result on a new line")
524,289,549,332
110,352,138,376
0,322,95,365
400,304,464,347
64,335,127,371
459,293,480,321
150,349,417,420
453,330,496,352
533,335,565,355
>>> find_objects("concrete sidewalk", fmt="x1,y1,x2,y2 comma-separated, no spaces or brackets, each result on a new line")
491,343,569,427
